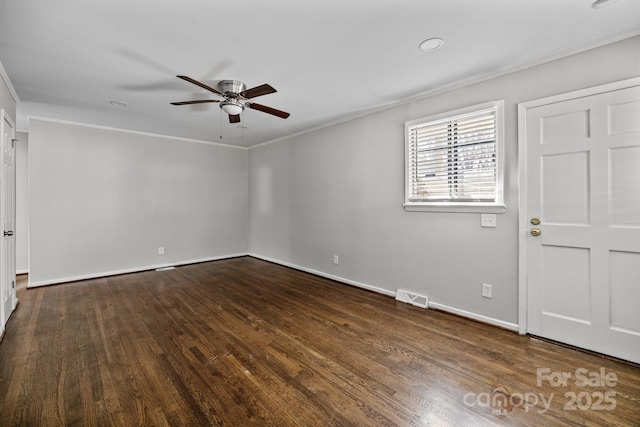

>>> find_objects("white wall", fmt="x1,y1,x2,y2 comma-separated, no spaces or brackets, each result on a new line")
248,36,640,326
15,131,28,273
28,119,248,286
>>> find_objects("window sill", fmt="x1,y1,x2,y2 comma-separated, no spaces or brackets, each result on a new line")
403,203,506,214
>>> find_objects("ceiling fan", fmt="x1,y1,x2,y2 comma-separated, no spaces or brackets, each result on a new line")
171,75,290,123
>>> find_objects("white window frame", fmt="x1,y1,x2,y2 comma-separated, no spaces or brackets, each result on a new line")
404,100,506,213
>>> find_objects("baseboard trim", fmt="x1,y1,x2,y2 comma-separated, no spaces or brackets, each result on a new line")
249,253,518,331
248,253,397,297
428,301,519,331
27,253,248,288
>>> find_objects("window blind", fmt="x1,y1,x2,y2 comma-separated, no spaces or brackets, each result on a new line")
407,107,497,203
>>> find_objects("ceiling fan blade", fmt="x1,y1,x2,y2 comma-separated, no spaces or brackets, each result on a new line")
229,114,241,123
240,84,276,99
248,103,290,119
170,99,220,105
177,75,223,96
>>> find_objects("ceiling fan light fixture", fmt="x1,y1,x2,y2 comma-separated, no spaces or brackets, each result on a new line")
220,100,244,116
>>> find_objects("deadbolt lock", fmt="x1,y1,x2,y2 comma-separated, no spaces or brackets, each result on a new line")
530,218,540,225
530,228,541,237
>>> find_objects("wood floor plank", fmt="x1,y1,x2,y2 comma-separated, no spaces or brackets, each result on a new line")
1,257,639,426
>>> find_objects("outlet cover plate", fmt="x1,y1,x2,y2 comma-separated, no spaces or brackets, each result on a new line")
482,283,493,298
481,214,497,228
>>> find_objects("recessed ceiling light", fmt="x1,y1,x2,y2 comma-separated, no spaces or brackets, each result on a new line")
110,100,128,107
419,38,444,52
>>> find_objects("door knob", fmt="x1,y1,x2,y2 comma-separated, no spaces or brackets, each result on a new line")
531,217,540,225
530,228,541,237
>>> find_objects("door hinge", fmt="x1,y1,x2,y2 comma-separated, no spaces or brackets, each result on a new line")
12,280,15,289
12,138,17,148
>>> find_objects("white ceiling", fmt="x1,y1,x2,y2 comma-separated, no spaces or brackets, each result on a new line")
1,0,639,147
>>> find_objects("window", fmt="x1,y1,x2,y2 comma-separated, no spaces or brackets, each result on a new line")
404,100,505,213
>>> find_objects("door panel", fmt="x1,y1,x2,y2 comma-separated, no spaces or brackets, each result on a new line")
541,109,590,143
609,251,640,335
610,146,640,225
541,152,590,224
541,245,591,324
609,100,640,134
524,84,640,364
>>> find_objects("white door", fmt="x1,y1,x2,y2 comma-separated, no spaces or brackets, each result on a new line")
521,80,640,364
0,109,16,327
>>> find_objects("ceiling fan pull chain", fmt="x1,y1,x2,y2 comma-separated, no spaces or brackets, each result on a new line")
241,112,247,141
219,108,223,140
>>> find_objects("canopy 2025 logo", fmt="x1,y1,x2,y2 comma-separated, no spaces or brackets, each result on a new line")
463,367,618,415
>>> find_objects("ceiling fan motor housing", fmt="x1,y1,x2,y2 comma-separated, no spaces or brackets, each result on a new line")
218,80,246,96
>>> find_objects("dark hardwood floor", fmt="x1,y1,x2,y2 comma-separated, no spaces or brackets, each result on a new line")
1,257,639,426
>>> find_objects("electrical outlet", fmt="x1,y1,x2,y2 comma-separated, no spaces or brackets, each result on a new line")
333,255,339,265
480,214,497,228
158,247,165,255
482,283,493,299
